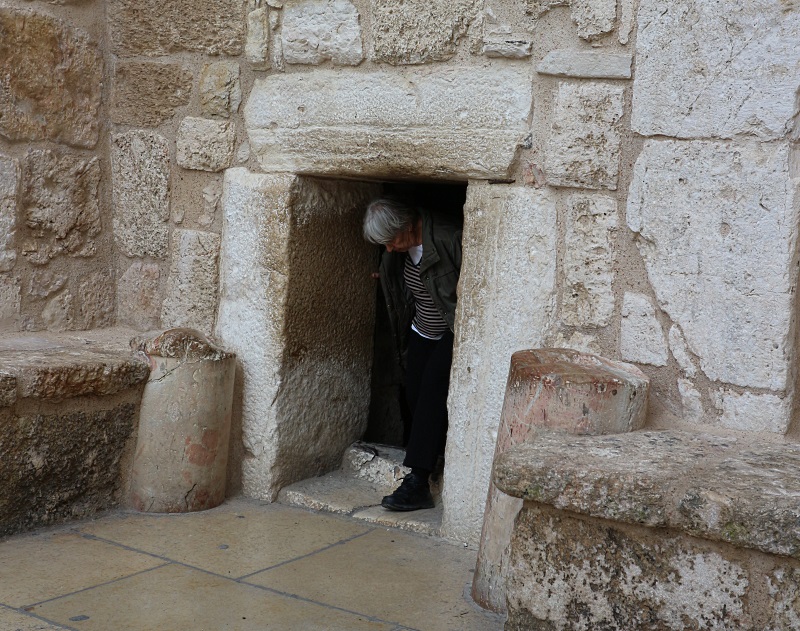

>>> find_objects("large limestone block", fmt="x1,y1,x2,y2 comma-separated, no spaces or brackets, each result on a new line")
632,0,800,140
506,504,751,630
108,0,245,56
442,183,558,547
627,140,798,395
371,0,481,64
215,169,380,499
620,292,668,366
111,131,170,259
21,149,101,264
111,62,193,127
117,262,162,331
562,194,616,327
245,68,533,180
161,229,221,334
545,81,624,190
176,118,235,172
282,0,363,65
0,156,18,273
0,9,102,149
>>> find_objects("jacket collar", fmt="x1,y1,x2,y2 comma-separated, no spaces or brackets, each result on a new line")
418,207,440,273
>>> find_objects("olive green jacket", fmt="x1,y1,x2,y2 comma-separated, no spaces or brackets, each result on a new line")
379,208,462,364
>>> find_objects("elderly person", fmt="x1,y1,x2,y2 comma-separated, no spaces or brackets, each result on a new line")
363,197,462,511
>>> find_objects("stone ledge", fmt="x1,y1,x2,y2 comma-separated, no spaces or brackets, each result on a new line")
494,430,800,559
0,328,150,403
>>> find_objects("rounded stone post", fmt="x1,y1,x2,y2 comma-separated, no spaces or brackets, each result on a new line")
129,329,236,513
472,348,649,613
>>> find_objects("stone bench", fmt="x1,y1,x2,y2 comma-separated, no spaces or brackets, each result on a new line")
0,329,150,536
494,430,800,630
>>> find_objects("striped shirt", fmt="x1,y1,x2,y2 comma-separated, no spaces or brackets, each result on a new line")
404,252,448,340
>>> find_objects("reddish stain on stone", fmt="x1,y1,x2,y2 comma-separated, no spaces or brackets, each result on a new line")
201,429,219,451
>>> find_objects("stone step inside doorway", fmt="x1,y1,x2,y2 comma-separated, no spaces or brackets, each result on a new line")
278,442,443,536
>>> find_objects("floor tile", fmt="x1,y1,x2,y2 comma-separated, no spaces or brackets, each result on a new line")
31,563,394,631
246,528,503,631
79,500,371,578
0,532,164,608
352,505,442,537
0,605,70,630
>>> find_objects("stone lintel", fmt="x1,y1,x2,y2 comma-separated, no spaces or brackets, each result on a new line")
538,50,632,79
494,430,800,559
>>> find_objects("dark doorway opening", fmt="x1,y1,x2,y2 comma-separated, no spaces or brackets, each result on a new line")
363,180,468,447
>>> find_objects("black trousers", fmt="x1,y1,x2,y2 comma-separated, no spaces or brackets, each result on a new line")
402,329,454,472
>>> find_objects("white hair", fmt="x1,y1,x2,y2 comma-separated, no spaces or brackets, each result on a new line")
363,197,419,245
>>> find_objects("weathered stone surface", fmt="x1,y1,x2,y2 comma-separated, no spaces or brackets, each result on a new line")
562,195,616,327
677,378,704,423
618,0,633,44
27,270,66,300
550,330,601,355
506,504,751,630
0,9,102,148
108,0,245,56
528,0,616,41
161,229,221,334
117,262,161,331
200,62,241,119
342,442,408,488
668,325,697,377
216,169,380,499
245,68,533,180
620,292,668,366
0,403,139,537
282,0,363,65
42,290,75,332
766,568,800,631
481,29,532,58
632,0,800,140
495,430,800,559
111,62,192,127
0,372,15,408
0,155,17,272
77,271,115,330
246,7,270,69
21,150,101,264
627,140,798,392
442,184,557,547
371,0,481,64
112,131,170,259
0,276,20,331
538,50,632,79
545,81,624,190
713,388,791,434
473,349,648,612
176,118,235,172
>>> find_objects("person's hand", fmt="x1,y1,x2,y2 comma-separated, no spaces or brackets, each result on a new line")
370,272,380,280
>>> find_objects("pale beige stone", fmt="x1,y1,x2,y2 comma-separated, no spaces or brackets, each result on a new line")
27,270,66,299
713,388,791,435
537,50,632,79
176,118,235,172
42,290,75,332
200,62,241,119
0,276,20,332
550,330,601,354
111,62,193,127
246,7,270,69
618,0,633,44
570,0,616,40
161,229,221,334
562,194,617,327
677,377,704,423
0,9,102,148
116,261,162,331
111,131,170,258
282,0,364,66
371,0,482,64
545,81,624,190
20,150,101,265
77,271,115,329
108,0,245,56
668,325,698,377
620,292,668,366
766,568,800,631
0,155,18,272
481,29,533,58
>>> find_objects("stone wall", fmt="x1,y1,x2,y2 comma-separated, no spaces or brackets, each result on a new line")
2,0,799,547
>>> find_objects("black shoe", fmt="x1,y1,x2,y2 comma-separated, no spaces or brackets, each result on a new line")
381,472,435,511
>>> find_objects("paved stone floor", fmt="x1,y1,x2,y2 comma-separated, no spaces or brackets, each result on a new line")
0,499,504,631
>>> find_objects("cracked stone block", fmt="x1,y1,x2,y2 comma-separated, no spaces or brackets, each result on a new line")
21,149,101,264
246,7,270,69
117,261,162,331
632,0,800,139
545,81,624,190
108,0,245,56
176,118,235,172
161,229,221,334
713,388,791,435
371,0,481,65
481,29,532,58
0,8,103,149
112,62,193,127
620,292,668,366
627,139,798,392
0,155,18,272
538,50,632,79
112,131,170,259
562,194,616,327
282,0,364,66
200,62,241,119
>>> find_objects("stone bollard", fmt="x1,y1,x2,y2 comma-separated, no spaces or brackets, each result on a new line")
129,329,236,513
472,348,648,613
